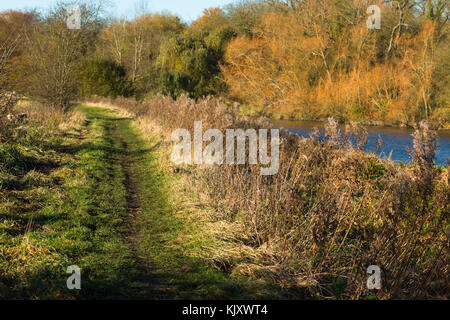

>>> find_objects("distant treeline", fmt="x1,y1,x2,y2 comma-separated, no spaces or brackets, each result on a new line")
0,0,449,126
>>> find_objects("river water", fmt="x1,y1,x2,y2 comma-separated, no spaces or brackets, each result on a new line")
272,120,450,166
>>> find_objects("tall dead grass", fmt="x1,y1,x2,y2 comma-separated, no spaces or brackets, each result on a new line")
14,100,64,125
95,94,449,300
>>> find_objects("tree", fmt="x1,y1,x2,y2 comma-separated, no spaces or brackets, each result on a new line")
101,13,184,98
222,0,448,125
422,0,449,37
224,0,269,38
0,28,19,120
0,11,34,121
23,1,105,110
78,57,134,98
384,0,417,56
157,8,236,99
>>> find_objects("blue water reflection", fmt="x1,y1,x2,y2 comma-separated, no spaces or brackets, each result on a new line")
272,120,450,166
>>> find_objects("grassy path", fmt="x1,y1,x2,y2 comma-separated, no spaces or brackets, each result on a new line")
1,105,169,299
73,105,171,299
1,104,293,299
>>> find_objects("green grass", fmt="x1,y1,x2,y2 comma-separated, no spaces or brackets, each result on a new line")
1,105,150,299
1,104,297,299
239,104,262,117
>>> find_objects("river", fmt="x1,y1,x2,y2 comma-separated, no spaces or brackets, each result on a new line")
272,120,450,166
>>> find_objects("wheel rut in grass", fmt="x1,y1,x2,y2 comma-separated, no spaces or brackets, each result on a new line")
112,120,172,300
86,111,172,300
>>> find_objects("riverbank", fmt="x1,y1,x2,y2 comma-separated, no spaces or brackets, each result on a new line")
238,103,450,130
90,94,449,300
271,119,450,165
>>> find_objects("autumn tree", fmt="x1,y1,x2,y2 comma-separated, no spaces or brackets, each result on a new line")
222,0,448,125
222,1,361,117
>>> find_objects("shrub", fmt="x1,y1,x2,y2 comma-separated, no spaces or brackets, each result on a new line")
79,57,134,98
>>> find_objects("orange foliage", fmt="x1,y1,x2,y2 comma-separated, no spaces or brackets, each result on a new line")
222,4,445,126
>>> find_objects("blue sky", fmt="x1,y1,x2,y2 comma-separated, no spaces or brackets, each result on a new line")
0,0,237,22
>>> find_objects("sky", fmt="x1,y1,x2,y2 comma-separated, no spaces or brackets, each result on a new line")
0,0,237,22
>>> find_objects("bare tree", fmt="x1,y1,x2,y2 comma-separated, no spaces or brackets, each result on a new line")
24,1,105,110
385,0,416,56
0,37,19,118
0,11,31,124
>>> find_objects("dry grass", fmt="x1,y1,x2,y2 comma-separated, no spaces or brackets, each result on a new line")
92,94,449,300
58,110,87,133
14,100,64,125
